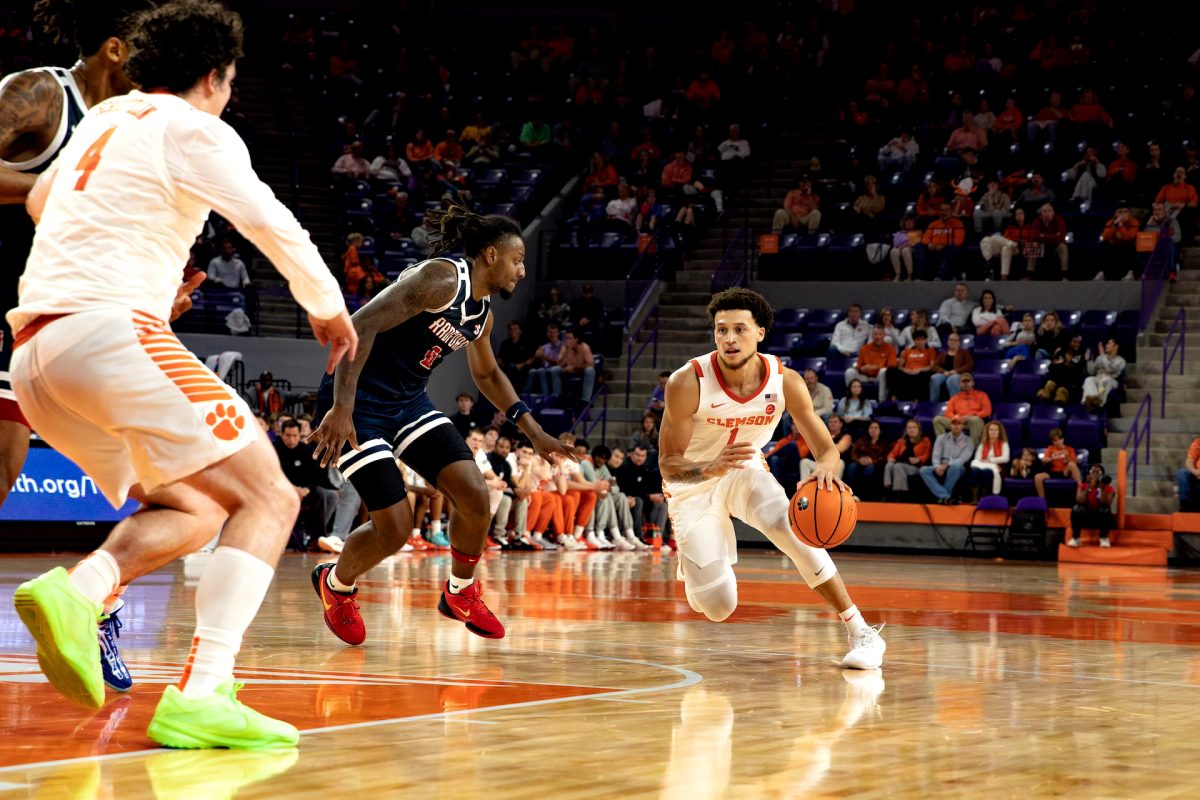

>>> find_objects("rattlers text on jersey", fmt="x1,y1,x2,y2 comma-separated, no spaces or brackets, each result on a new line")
663,351,785,499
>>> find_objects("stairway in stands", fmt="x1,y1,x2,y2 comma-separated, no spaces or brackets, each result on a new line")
603,144,807,434
1101,245,1200,515
231,73,341,338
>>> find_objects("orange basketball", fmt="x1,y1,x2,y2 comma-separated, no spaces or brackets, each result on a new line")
788,481,857,549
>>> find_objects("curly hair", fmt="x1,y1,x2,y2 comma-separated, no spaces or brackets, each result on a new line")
423,203,523,259
33,0,159,56
126,0,243,94
706,287,774,331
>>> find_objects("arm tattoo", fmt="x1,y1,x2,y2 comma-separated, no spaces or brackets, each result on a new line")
665,465,707,483
0,71,62,160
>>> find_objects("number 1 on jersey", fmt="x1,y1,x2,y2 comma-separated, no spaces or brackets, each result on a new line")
726,427,739,445
73,126,117,191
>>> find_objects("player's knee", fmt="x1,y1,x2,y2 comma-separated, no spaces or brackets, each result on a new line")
695,586,738,622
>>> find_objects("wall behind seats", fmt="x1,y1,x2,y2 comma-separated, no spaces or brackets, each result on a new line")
750,282,1140,311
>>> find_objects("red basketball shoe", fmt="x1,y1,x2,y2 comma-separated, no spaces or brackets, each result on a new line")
311,563,366,646
437,581,505,639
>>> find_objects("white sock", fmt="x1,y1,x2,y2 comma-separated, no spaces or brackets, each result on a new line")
69,551,120,606
624,529,636,539
327,566,355,593
411,527,421,538
431,520,443,534
180,546,274,699
448,575,474,594
839,605,871,639
574,524,585,535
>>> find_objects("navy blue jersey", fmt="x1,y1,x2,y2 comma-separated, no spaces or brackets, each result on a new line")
319,257,491,417
0,67,88,330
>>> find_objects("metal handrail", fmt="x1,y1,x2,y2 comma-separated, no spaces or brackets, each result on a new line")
1139,233,1178,331
1121,394,1152,495
571,385,608,444
624,305,660,407
1162,307,1186,418
711,226,750,294
623,230,665,332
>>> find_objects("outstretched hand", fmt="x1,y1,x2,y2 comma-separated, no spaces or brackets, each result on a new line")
169,272,207,322
529,428,580,465
307,404,359,468
309,310,359,375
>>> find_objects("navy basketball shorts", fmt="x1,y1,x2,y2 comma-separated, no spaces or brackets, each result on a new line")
316,391,472,512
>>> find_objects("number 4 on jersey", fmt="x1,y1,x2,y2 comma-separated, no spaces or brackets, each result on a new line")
73,126,117,191
420,345,443,369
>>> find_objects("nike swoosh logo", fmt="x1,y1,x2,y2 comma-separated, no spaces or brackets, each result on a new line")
711,402,727,408
322,595,333,612
815,565,826,576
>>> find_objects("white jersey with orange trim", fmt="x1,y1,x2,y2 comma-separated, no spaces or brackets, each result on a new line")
663,351,785,500
8,90,344,334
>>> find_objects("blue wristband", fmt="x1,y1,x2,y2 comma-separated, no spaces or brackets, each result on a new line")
506,401,531,424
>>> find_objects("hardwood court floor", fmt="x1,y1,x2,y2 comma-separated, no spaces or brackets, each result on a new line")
0,549,1199,798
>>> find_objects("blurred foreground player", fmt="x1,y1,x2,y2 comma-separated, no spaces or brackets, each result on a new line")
0,0,161,693
309,205,576,644
658,288,885,668
9,0,356,748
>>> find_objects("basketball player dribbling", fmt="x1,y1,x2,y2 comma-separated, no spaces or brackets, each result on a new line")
658,288,885,668
0,0,160,694
9,0,357,748
308,204,577,645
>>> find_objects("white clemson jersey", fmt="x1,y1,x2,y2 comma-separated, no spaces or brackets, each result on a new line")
664,352,785,495
8,90,344,334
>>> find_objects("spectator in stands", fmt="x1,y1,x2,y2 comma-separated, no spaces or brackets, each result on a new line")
450,392,483,437
991,98,1023,145
628,411,660,457
896,65,931,112
571,283,605,346
331,140,371,180
370,141,412,183
577,184,609,223
1095,207,1140,280
660,151,694,199
275,419,335,543
460,113,492,147
1176,436,1200,512
946,112,988,153
433,129,463,166
1034,311,1067,360
1141,142,1167,202
920,417,973,504
1002,313,1039,362
884,418,932,497
1040,334,1086,404
1066,146,1106,203
554,433,604,548
464,130,500,166
406,129,435,165
1143,200,1183,276
245,371,290,416
1107,142,1138,197
538,288,571,326
835,379,875,435
466,429,512,545
801,415,851,482
1026,92,1065,146
773,177,822,233
828,304,870,357
717,123,751,184
1016,173,1056,215
803,369,834,419
972,289,1011,335
974,99,996,131
872,307,900,348
553,329,597,401
919,204,966,280
929,331,973,401
1156,167,1198,236
613,444,668,543
948,176,976,220
631,130,663,164
689,152,725,215
685,70,721,111
1082,339,1126,412
1036,428,1082,498
381,192,417,240
844,325,896,402
1026,203,1069,280
584,152,620,192
844,421,888,500
915,180,947,219
647,371,670,416
766,418,809,489
889,215,921,281
970,420,1011,500
519,114,552,153
342,234,385,294
498,320,536,390
973,179,1011,234
1065,90,1115,143
607,182,638,224
900,308,942,350
852,176,886,230
207,238,251,289
877,130,920,173
635,188,662,232
685,125,712,164
890,329,937,401
629,151,659,193
1010,447,1042,490
1067,464,1115,548
979,207,1028,280
935,373,991,442
526,322,564,395
590,445,642,550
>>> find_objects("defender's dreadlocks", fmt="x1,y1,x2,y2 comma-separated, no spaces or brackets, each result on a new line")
33,0,159,57
423,204,522,259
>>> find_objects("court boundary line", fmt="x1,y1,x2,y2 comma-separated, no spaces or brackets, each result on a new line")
0,651,702,775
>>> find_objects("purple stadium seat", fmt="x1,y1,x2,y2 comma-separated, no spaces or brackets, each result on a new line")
1029,406,1069,446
